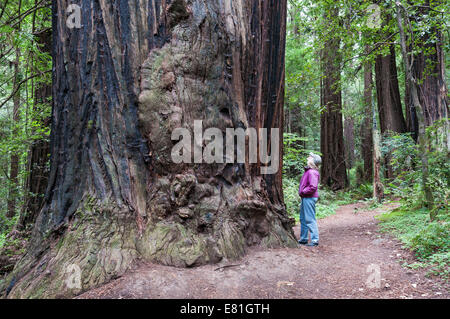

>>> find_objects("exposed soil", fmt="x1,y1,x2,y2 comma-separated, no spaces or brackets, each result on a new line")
78,203,449,299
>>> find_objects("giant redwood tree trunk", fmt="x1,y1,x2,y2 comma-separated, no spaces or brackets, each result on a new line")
5,0,296,298
375,45,407,135
320,16,347,191
375,45,407,179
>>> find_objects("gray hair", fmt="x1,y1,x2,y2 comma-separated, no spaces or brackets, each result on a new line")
309,153,322,167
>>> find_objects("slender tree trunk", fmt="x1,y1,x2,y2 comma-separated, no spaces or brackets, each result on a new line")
7,47,21,219
405,64,419,141
373,98,384,203
6,1,23,219
6,0,296,298
344,114,355,170
404,31,419,141
361,53,373,182
396,3,434,214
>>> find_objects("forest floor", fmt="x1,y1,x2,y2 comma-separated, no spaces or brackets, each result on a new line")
78,202,449,299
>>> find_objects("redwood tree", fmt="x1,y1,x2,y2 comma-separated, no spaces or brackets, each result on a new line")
320,6,347,191
407,1,449,143
375,44,407,179
5,0,296,298
375,45,407,135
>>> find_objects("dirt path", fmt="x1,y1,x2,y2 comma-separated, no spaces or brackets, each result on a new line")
78,203,449,299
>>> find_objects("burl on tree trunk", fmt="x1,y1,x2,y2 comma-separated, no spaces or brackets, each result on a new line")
4,0,297,298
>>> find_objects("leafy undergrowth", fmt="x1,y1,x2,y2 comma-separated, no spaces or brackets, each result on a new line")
376,206,450,281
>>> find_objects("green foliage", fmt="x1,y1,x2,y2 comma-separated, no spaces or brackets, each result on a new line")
283,133,316,178
378,123,449,277
316,200,340,220
0,212,18,235
283,178,302,219
0,1,52,232
377,206,450,280
382,123,450,212
347,166,358,189
350,183,374,200
410,220,450,259
381,132,418,179
284,2,322,154
284,0,449,281
0,233,6,250
426,252,450,279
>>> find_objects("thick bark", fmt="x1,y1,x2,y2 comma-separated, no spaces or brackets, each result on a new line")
408,2,449,151
413,4,448,128
375,45,407,179
361,56,373,182
375,46,407,135
320,19,347,191
6,0,296,298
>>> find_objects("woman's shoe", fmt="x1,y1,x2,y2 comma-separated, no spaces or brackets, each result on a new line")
298,240,308,245
306,242,319,247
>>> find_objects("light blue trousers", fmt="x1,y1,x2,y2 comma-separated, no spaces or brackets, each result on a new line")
299,197,319,243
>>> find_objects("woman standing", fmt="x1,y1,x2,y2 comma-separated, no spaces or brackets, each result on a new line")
298,153,322,247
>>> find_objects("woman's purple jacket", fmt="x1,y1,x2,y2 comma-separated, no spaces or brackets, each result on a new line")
298,167,320,198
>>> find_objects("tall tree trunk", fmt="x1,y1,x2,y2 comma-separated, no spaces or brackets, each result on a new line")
7,47,21,219
375,45,407,179
19,28,52,230
411,2,449,150
6,0,296,298
405,60,419,141
320,12,347,191
375,45,407,135
6,1,23,219
373,98,384,203
396,3,434,215
361,53,373,182
414,4,448,126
